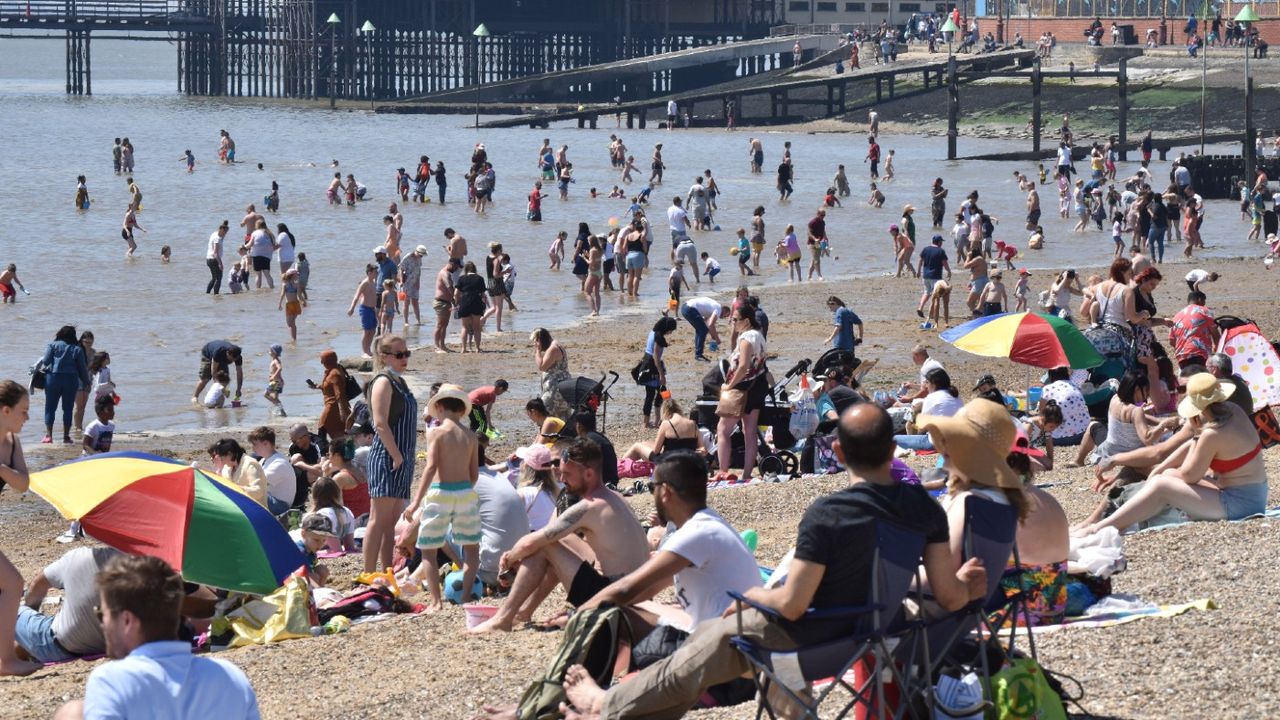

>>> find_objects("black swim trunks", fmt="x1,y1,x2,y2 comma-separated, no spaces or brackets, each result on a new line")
567,561,616,607
251,256,271,272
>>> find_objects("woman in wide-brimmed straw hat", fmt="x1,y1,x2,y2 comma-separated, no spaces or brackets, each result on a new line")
1073,373,1269,537
917,398,1031,562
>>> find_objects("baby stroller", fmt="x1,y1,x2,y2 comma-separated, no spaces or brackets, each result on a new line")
695,358,811,479
555,371,620,432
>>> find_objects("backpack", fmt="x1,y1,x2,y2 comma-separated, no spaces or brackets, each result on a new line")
516,607,633,720
363,372,406,426
341,368,363,403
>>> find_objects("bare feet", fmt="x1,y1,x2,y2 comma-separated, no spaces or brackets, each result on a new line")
467,613,515,634
0,658,42,677
562,665,606,718
476,703,517,720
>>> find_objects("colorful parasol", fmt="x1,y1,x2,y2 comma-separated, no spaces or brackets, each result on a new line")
30,451,305,594
940,312,1104,369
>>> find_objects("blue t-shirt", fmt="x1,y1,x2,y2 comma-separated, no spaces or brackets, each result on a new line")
919,245,948,280
833,306,862,351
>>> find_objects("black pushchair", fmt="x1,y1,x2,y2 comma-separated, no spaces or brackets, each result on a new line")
695,358,812,478
556,372,621,432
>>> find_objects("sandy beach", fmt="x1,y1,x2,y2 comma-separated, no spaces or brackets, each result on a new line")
4,247,1280,718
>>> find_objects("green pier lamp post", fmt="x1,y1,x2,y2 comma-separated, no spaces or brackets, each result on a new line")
473,23,491,129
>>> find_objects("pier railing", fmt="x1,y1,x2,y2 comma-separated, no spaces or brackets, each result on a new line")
0,0,177,20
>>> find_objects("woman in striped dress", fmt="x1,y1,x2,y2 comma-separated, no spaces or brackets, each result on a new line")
362,334,419,572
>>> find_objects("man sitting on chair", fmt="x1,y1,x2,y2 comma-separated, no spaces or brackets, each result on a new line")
558,404,989,720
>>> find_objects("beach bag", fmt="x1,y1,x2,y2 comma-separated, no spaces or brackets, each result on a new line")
516,607,633,720
933,671,986,720
716,387,747,417
28,361,47,391
630,354,658,385
788,377,819,441
341,368,363,403
317,585,406,623
1253,406,1280,448
988,657,1067,720
221,576,316,648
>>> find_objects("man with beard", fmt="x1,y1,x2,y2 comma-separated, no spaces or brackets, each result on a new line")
467,437,649,634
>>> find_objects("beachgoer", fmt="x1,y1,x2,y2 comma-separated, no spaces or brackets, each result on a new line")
455,262,489,353
345,264,379,358
362,334,418,573
398,245,426,327
52,555,258,720
0,382,49,675
713,306,769,481
40,326,90,445
403,385,481,610
467,437,649,633
531,328,572,417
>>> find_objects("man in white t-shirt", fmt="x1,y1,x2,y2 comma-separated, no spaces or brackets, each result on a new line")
578,452,760,629
666,197,690,245
680,297,726,361
206,221,228,295
248,426,295,515
666,99,678,129
898,344,944,402
1184,268,1219,293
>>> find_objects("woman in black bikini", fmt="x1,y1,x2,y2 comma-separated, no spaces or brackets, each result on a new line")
623,397,707,462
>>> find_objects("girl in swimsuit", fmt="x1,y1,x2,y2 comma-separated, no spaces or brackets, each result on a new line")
0,381,57,675
585,237,604,317
278,269,303,341
1074,373,1269,536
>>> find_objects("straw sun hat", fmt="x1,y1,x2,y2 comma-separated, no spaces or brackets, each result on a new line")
428,383,473,417
917,399,1020,489
1178,372,1235,419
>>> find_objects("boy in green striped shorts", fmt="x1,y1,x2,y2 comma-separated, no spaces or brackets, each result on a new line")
404,384,481,611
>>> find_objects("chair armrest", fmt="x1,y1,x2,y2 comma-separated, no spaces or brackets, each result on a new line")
729,590,784,622
803,603,883,620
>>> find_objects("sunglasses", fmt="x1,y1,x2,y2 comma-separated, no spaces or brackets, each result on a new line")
382,350,412,360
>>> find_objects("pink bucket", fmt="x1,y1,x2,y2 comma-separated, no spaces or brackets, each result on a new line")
463,604,498,630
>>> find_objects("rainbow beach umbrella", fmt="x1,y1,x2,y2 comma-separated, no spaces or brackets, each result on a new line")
940,312,1104,369
30,451,305,594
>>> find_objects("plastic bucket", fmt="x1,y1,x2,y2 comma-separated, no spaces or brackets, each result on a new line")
463,604,498,630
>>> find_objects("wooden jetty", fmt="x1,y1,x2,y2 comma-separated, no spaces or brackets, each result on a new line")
400,49,1037,136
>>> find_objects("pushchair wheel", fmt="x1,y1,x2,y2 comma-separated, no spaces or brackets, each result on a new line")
759,454,784,477
776,450,799,477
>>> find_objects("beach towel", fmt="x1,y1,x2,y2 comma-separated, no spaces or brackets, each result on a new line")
1002,595,1218,636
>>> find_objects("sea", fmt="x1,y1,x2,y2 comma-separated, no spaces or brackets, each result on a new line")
0,36,1259,439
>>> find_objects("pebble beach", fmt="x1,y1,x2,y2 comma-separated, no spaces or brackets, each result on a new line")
4,251,1280,718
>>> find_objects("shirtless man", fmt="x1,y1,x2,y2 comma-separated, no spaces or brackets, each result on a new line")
443,227,468,266
555,145,570,173
467,437,649,633
387,202,403,231
649,144,665,185
125,177,143,213
239,204,261,243
432,257,459,353
402,385,480,611
1026,185,1042,230
383,216,402,262
346,264,379,358
327,173,342,205
0,264,25,303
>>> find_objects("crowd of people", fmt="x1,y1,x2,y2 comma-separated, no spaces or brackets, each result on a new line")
3,79,1279,719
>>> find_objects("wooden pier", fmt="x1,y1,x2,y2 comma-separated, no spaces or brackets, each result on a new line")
0,0,779,98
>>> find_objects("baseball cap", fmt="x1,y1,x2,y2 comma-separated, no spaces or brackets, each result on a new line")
1019,269,1032,276
373,246,387,255
300,512,337,538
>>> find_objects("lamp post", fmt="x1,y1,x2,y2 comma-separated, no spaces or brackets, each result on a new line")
326,12,340,109
473,23,490,129
1236,3,1260,184
941,16,959,55
361,20,376,110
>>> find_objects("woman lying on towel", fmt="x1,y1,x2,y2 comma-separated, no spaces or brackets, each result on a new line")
1073,373,1269,536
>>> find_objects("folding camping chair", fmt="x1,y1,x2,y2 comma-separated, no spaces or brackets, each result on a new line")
896,496,1032,708
728,521,926,720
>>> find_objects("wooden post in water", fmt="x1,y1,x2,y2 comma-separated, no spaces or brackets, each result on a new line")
1118,57,1128,161
1032,58,1041,154
947,55,958,160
